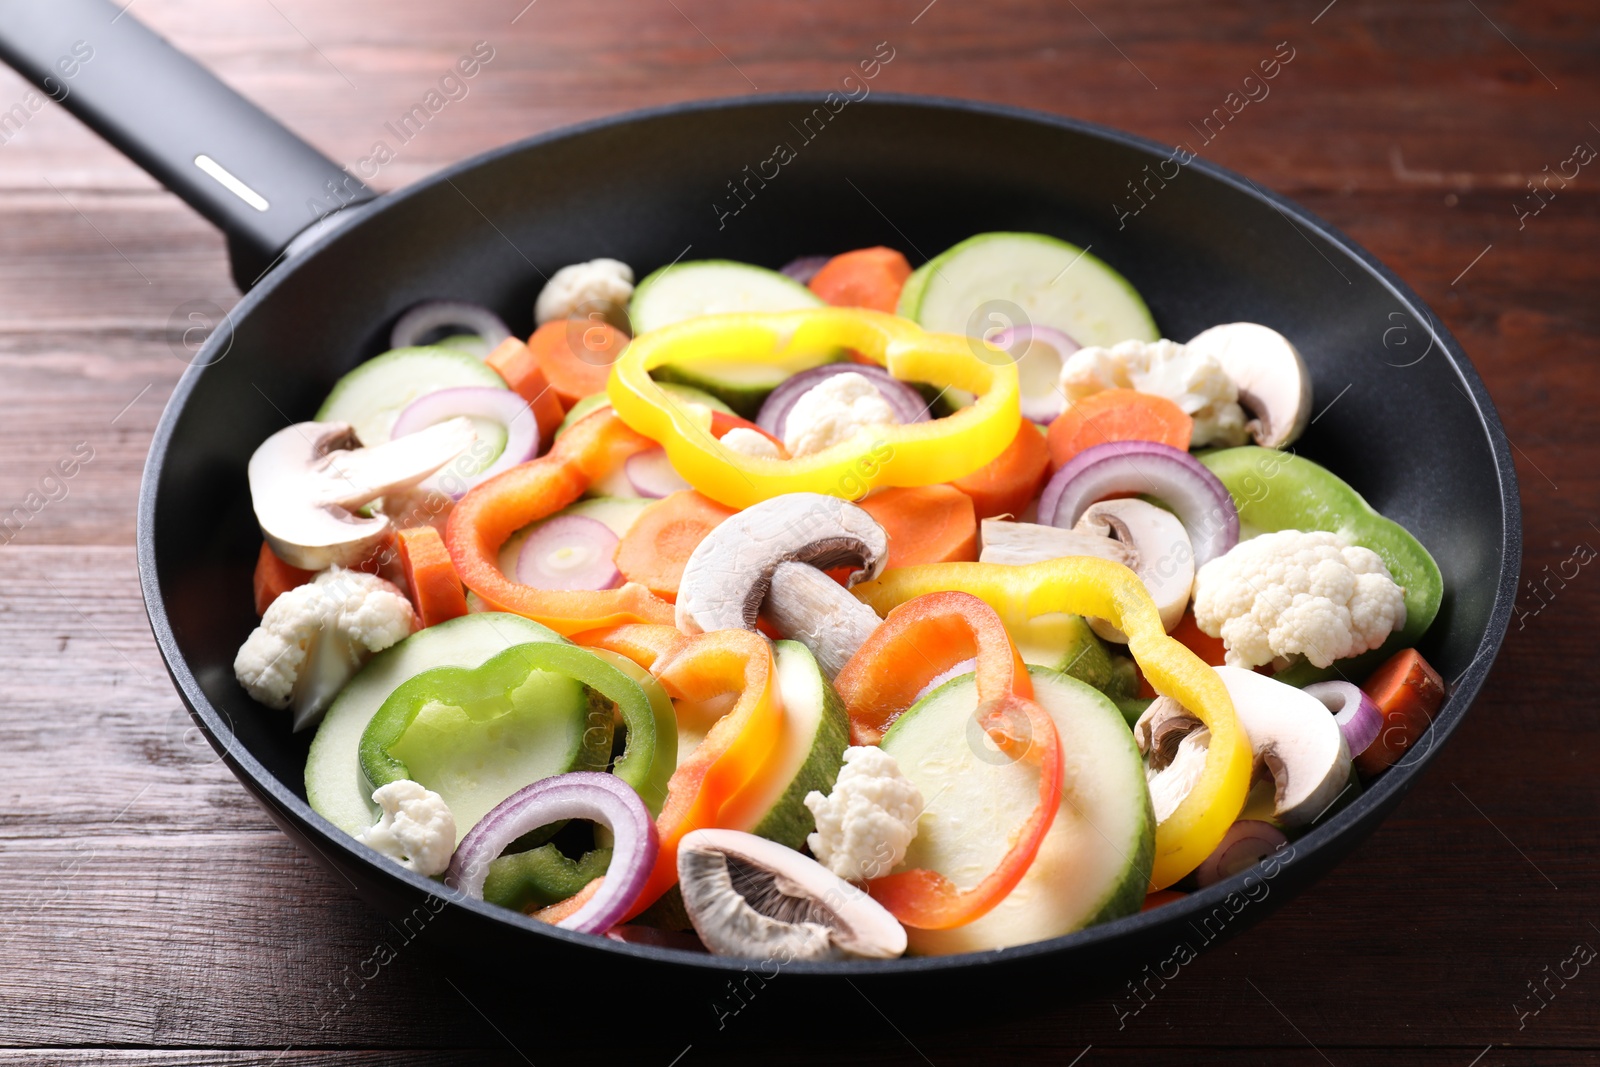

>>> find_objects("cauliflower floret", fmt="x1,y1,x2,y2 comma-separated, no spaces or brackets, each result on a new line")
1192,529,1407,670
1059,338,1248,447
720,426,781,458
533,258,634,326
805,746,924,882
782,372,900,458
232,566,416,730
357,780,456,876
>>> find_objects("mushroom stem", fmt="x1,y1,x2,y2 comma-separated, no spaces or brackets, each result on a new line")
765,562,883,678
977,519,1136,569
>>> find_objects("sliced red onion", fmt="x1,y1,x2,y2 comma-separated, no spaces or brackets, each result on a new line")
625,448,692,499
1037,440,1239,565
779,255,831,285
988,325,1080,424
755,364,931,440
391,300,511,356
1194,819,1289,888
517,514,621,590
1303,680,1383,757
447,772,657,934
392,387,539,499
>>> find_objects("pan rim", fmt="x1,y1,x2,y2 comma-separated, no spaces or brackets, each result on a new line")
136,90,1522,977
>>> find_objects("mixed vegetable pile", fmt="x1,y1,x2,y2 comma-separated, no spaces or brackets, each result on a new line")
234,232,1447,960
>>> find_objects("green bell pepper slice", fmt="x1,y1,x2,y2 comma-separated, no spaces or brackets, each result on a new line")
1200,446,1444,686
359,641,672,813
483,843,613,912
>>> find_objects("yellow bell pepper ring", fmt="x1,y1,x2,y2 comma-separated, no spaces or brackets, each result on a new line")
851,556,1254,890
605,308,1021,509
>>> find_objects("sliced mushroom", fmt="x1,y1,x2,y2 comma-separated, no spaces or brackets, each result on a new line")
764,562,883,678
675,493,888,674
978,518,1137,568
1073,499,1195,640
1135,696,1210,824
248,418,475,570
677,828,906,961
1215,666,1351,827
1186,323,1313,449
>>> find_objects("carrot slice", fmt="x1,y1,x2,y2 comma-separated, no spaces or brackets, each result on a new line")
1354,648,1445,775
526,319,630,409
708,410,787,455
613,490,737,599
1047,389,1194,469
950,419,1051,519
396,526,469,627
808,247,913,313
858,485,978,568
252,541,315,615
1172,611,1228,667
485,336,567,448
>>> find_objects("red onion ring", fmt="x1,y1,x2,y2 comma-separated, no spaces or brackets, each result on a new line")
625,448,692,498
779,255,831,285
446,772,657,934
1194,819,1289,888
516,514,622,591
1303,680,1384,757
390,300,511,355
1037,440,1239,565
392,387,539,500
987,325,1080,424
755,364,931,440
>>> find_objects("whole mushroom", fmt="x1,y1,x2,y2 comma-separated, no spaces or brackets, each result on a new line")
675,492,888,677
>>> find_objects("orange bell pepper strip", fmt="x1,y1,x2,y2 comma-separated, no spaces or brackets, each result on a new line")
832,591,1062,930
577,624,784,919
443,409,676,635
851,557,1254,890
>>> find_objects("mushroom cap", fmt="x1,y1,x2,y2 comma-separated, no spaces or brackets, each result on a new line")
248,418,475,570
1074,498,1195,639
1214,666,1351,826
1186,323,1313,449
677,828,906,961
674,492,889,635
1135,697,1211,826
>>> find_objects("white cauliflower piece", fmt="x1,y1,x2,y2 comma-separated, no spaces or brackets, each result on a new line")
782,372,900,458
1192,529,1407,670
533,258,634,326
720,426,781,458
1059,338,1248,447
233,566,416,731
357,780,457,876
805,746,924,882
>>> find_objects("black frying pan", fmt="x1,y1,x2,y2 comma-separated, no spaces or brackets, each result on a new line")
0,0,1520,1028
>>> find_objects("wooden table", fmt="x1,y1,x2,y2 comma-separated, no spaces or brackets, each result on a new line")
1,1,1593,1063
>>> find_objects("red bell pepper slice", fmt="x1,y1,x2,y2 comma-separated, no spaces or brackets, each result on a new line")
832,591,1063,930
443,409,676,635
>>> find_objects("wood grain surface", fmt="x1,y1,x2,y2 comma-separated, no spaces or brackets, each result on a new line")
0,1,1595,1063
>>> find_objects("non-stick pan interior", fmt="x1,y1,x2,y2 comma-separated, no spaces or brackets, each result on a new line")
141,96,1516,992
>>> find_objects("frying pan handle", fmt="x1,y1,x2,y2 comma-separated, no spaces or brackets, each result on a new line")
0,0,375,288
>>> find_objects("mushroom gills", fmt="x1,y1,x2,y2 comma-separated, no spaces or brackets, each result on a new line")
677,828,905,961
